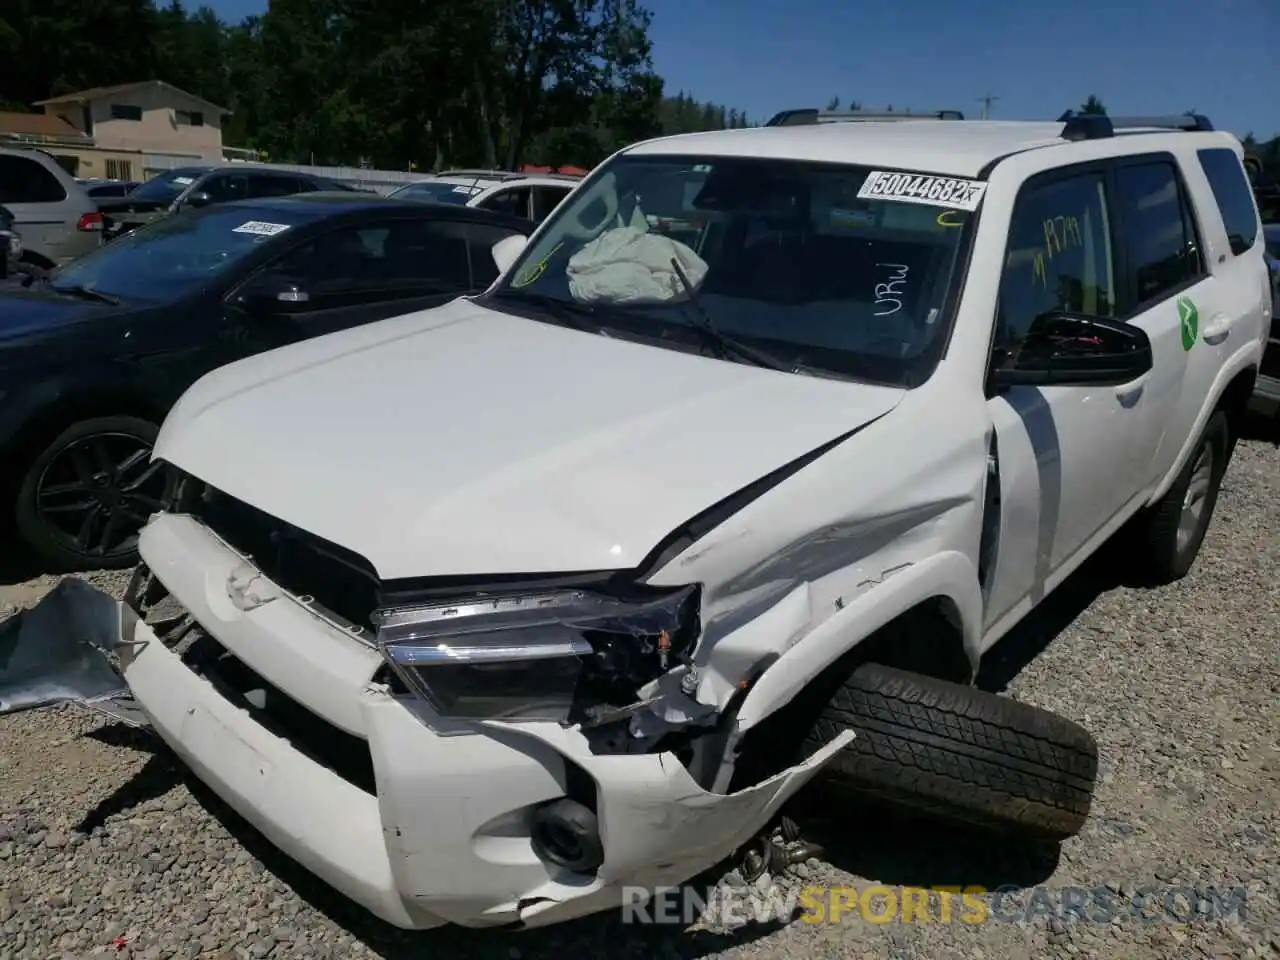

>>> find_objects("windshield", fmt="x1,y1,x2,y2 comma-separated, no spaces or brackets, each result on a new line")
127,168,208,204
486,155,979,386
388,181,479,205
50,205,319,302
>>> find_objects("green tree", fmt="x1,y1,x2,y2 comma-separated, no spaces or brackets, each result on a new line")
0,0,748,171
1079,95,1107,115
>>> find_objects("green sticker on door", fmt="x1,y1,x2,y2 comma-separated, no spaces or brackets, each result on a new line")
1177,296,1199,351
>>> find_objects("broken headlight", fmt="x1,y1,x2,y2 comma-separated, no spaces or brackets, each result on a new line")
373,585,700,725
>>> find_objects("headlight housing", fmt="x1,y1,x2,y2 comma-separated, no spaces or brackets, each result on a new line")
373,585,700,725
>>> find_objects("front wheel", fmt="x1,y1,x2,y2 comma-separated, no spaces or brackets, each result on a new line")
14,416,166,572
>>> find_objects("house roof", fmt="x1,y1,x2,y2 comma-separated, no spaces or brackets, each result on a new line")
34,81,228,114
0,110,87,138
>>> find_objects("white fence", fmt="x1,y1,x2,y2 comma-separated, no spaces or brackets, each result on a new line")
141,152,424,194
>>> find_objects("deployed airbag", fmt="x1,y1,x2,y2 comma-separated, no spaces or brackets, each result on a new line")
566,227,708,305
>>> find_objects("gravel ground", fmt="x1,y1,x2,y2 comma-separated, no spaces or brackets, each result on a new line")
1,434,1278,960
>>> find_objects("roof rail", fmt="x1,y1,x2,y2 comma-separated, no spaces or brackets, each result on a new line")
1056,111,1214,141
765,108,965,127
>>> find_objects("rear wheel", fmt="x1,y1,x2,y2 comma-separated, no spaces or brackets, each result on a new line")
14,416,165,572
798,663,1098,842
1133,409,1229,585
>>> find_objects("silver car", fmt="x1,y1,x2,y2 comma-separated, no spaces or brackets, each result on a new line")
0,202,21,278
0,146,101,268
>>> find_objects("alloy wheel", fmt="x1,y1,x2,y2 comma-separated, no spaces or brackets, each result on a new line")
34,431,167,561
1176,441,1214,556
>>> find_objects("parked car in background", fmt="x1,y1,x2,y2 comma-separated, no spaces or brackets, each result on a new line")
388,169,580,223
0,146,102,268
0,192,534,571
97,165,363,242
1254,222,1280,412
0,203,21,279
78,179,141,199
1246,157,1280,222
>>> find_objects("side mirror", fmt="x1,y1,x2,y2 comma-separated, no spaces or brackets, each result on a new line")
491,234,529,276
236,274,311,314
185,190,213,209
991,313,1153,389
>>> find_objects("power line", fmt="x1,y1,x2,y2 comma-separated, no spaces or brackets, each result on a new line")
977,93,1000,120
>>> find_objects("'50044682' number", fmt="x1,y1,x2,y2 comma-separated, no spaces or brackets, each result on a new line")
856,171,988,211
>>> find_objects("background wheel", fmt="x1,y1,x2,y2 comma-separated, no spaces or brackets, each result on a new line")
800,663,1098,843
1134,409,1229,585
14,416,164,572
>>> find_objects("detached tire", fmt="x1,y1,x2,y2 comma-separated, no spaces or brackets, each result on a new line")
803,663,1097,842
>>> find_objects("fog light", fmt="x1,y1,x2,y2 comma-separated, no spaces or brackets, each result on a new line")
531,798,604,873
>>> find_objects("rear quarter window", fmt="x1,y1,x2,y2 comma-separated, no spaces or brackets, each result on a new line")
0,154,68,203
1196,148,1260,257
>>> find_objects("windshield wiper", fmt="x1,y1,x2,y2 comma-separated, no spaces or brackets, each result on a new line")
489,289,605,333
667,258,798,374
51,283,121,306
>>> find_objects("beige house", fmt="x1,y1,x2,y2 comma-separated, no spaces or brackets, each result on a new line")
0,81,230,181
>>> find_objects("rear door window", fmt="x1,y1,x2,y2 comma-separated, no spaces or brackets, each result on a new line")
1196,148,1260,256
0,155,68,203
1112,159,1205,307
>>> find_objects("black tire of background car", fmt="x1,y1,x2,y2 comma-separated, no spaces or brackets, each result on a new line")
798,663,1098,843
15,415,161,573
1132,408,1229,585
17,251,53,276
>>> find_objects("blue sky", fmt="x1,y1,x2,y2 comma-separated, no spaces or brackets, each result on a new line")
207,0,1279,140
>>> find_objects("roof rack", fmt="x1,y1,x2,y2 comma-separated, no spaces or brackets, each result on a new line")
1056,111,1214,141
765,108,965,127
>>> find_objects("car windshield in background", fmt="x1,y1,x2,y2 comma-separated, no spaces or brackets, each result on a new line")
49,206,320,302
389,181,478,205
486,156,979,387
127,168,208,203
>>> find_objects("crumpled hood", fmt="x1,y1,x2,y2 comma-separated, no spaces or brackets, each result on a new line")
156,299,904,580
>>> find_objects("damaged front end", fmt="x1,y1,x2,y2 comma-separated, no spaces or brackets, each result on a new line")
0,515,852,930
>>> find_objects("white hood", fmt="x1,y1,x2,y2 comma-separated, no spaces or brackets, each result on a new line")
156,300,904,580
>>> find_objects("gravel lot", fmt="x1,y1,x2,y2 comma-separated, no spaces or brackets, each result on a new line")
1,432,1278,960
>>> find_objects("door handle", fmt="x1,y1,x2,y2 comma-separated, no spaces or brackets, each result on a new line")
1201,313,1233,344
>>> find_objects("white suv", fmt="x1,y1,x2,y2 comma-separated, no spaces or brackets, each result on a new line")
6,112,1270,931
387,169,580,223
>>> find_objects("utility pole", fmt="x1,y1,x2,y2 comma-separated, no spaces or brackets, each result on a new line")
977,93,999,120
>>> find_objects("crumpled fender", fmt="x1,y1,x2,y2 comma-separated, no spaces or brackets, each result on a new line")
734,550,983,732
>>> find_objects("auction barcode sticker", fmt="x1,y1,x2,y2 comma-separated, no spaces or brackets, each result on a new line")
232,220,292,236
856,171,987,211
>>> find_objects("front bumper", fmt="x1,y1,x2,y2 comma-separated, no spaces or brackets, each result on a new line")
3,512,850,930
